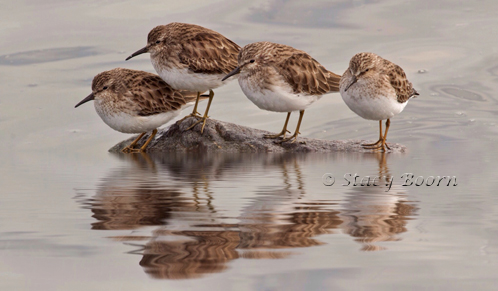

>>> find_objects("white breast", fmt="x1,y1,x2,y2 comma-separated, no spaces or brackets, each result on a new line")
94,101,191,134
151,59,230,92
238,74,321,113
340,81,408,121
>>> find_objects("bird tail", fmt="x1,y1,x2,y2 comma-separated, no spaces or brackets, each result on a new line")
327,71,342,93
411,88,420,98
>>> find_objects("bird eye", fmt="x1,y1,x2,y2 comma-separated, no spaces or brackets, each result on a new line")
103,86,108,90
365,69,369,72
155,40,161,44
249,59,255,63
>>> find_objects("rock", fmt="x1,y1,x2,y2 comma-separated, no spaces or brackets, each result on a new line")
109,117,407,153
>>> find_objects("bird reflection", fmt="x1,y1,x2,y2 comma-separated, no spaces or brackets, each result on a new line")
139,229,241,279
237,154,341,251
134,154,341,279
78,151,417,280
339,152,418,251
85,153,201,230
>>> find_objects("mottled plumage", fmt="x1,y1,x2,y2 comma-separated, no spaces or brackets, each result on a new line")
75,68,204,153
90,68,198,116
143,23,240,76
222,41,341,143
235,41,340,97
126,23,240,133
339,52,419,151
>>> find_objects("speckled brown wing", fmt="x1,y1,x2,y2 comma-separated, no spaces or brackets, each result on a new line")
386,62,419,103
276,52,341,96
126,74,197,116
178,30,240,75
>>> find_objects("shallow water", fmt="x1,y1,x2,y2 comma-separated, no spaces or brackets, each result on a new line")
1,0,498,290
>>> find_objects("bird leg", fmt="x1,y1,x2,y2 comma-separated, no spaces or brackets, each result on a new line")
264,112,291,139
189,92,203,117
278,110,305,144
122,129,158,153
122,132,146,153
179,92,203,124
187,89,214,134
363,119,391,151
362,120,383,147
139,128,158,152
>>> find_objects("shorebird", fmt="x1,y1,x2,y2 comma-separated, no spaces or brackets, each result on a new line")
340,52,418,151
75,68,206,153
125,22,240,133
222,41,341,143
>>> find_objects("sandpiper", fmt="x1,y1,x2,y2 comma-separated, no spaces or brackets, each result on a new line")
125,22,240,133
222,41,341,143
75,68,206,153
340,52,419,151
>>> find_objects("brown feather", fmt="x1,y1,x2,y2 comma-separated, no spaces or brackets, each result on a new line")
150,23,240,75
236,42,340,96
342,52,418,104
382,60,418,103
234,41,342,102
276,53,341,95
92,68,199,117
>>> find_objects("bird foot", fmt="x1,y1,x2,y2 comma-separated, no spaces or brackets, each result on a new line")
275,132,300,144
179,112,202,123
121,146,143,154
186,116,209,134
264,129,290,139
362,139,382,147
362,141,390,152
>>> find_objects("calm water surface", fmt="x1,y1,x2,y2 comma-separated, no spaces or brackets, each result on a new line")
1,0,498,290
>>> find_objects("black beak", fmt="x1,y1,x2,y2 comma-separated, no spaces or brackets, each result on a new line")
75,93,95,108
344,76,358,92
222,66,241,81
125,46,148,61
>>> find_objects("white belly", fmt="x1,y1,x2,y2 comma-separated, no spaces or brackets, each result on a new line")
151,59,229,92
341,88,407,121
239,78,320,112
95,104,182,134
